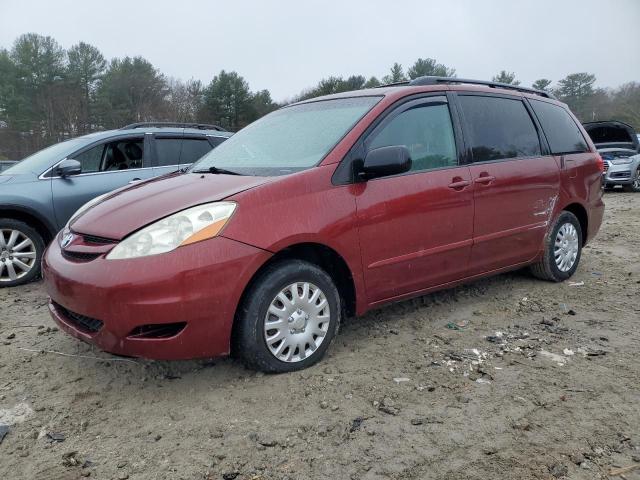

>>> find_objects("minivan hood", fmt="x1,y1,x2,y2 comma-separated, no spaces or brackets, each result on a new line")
71,172,271,240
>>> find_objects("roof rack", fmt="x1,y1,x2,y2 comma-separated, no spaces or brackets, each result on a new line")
375,80,410,88
407,76,556,99
120,122,226,132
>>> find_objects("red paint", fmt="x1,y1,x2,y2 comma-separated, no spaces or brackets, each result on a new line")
43,84,604,360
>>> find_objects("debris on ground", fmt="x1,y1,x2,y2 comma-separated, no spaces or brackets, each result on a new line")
46,432,65,443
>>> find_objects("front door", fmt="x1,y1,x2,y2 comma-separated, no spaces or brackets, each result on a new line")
455,94,561,275
355,96,474,304
51,135,153,228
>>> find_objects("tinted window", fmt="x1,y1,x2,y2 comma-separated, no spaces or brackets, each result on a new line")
180,138,212,164
155,138,182,166
369,103,457,172
530,100,589,154
459,96,541,162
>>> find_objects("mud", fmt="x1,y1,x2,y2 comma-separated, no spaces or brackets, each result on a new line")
0,191,639,480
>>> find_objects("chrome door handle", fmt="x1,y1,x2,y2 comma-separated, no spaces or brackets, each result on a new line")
128,178,142,184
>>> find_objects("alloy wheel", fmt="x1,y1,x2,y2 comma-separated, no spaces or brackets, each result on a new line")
264,282,331,362
0,229,37,283
554,223,579,272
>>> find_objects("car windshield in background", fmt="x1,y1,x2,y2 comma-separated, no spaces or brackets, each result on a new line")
2,137,91,176
191,96,382,176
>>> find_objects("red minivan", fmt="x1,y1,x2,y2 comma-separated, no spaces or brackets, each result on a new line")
43,77,605,372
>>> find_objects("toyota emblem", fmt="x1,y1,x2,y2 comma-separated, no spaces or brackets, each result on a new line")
61,232,74,249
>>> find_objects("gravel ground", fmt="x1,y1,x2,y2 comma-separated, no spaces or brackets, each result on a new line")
0,191,639,480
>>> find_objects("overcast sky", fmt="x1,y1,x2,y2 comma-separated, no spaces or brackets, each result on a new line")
1,0,638,101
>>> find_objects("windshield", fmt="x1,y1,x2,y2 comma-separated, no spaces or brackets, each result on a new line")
190,96,381,176
2,137,93,176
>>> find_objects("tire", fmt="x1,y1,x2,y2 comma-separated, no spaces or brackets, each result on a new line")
234,259,341,373
622,167,640,192
530,211,583,282
0,219,45,287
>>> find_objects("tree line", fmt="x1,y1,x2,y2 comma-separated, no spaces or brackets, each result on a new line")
1,33,638,160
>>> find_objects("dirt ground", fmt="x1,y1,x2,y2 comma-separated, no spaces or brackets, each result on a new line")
0,191,639,480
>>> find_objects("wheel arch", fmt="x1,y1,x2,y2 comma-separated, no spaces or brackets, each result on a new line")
0,205,57,244
561,202,588,246
231,242,358,347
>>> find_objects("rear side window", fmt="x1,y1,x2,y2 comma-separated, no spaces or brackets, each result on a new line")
155,138,182,166
368,103,457,172
180,138,212,164
459,96,541,162
530,100,590,154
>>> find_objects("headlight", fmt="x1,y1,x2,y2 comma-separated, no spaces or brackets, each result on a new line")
611,158,633,165
106,202,236,260
66,192,111,228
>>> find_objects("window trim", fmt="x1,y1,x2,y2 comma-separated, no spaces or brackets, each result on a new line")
452,91,548,166
332,92,464,185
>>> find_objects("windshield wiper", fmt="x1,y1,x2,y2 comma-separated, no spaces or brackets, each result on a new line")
192,166,244,176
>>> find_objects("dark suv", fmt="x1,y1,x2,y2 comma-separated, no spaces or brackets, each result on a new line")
0,123,231,286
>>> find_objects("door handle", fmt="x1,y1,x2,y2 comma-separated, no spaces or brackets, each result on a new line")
448,179,471,190
128,178,142,184
474,174,496,185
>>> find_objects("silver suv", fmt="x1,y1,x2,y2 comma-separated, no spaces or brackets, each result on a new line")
0,122,231,287
583,121,640,192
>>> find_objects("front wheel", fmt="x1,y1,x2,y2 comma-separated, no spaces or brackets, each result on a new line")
530,211,582,282
234,260,341,373
622,168,640,192
0,219,45,287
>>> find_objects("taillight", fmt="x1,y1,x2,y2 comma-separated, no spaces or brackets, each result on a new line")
595,154,604,173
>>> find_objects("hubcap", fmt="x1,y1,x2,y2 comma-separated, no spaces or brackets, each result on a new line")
633,170,640,189
0,229,37,283
554,223,579,272
264,282,330,363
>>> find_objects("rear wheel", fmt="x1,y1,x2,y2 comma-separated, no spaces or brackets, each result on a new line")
530,211,582,282
622,168,640,192
234,260,341,373
0,219,44,287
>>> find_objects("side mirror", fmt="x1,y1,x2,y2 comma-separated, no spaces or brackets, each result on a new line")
358,145,411,181
56,159,82,178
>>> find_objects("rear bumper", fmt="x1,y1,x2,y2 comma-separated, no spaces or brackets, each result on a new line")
43,234,271,360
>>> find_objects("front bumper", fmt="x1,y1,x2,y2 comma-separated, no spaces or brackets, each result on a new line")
43,234,271,360
603,162,634,185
